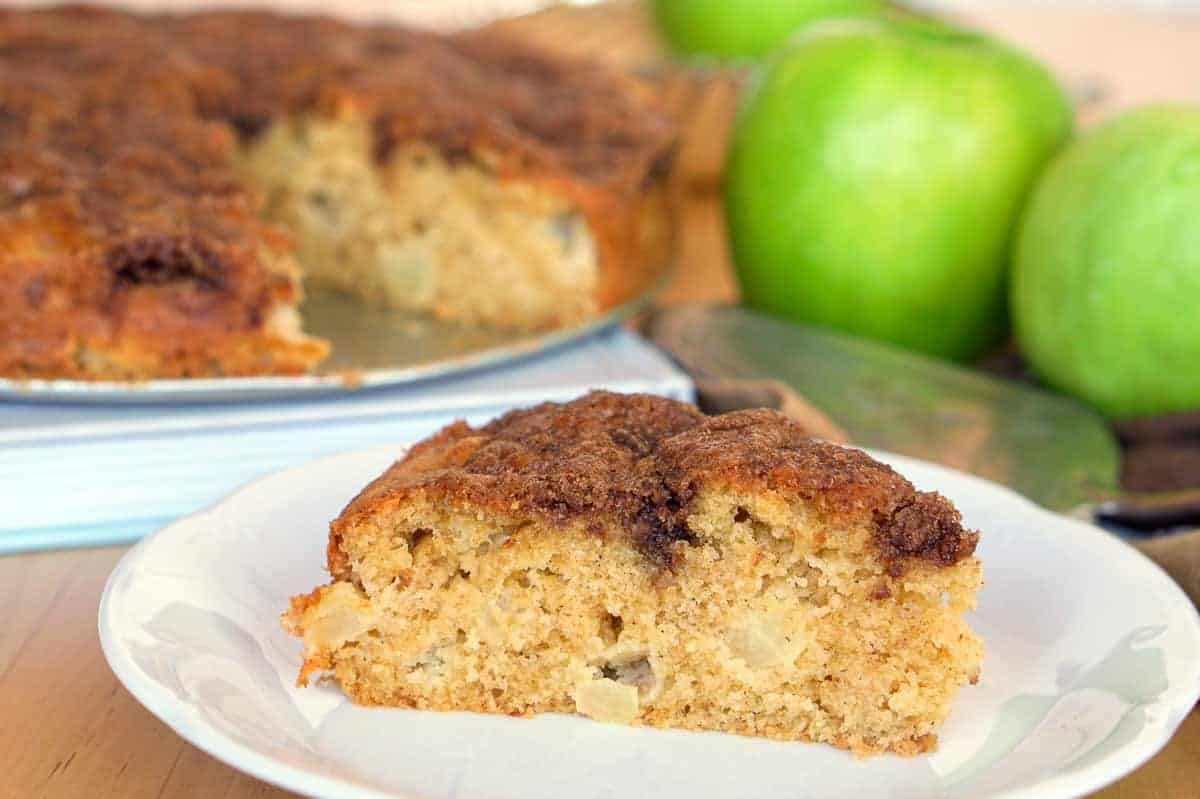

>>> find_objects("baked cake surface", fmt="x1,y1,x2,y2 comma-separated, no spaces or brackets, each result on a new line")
285,391,983,756
0,7,675,379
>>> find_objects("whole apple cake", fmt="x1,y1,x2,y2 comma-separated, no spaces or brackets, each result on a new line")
0,7,675,379
285,392,983,756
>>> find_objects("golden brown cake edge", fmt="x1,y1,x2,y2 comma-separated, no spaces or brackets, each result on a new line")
326,392,978,578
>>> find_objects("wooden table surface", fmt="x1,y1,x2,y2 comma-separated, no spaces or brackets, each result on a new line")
4,3,1199,797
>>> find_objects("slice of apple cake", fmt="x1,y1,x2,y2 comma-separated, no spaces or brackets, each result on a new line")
284,391,982,756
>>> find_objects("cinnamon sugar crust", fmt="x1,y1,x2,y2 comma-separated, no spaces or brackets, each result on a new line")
0,7,675,378
330,392,978,575
165,11,674,186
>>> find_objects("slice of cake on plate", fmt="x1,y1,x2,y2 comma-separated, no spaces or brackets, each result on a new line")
284,391,982,756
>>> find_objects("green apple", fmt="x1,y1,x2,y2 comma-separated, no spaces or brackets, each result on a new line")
725,18,1072,361
650,0,885,59
1012,105,1200,418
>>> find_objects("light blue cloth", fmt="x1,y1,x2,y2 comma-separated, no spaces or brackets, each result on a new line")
0,329,693,554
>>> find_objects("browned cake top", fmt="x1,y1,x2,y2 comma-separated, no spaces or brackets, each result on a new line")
165,11,675,183
334,392,978,572
0,7,673,221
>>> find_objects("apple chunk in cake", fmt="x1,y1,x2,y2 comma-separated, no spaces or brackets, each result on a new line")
284,391,982,756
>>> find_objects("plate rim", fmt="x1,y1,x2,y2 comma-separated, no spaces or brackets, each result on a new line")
98,444,1200,799
97,446,414,799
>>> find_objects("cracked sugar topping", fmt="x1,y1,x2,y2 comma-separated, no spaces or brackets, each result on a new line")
332,392,979,571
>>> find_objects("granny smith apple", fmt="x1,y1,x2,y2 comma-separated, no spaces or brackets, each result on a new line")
725,18,1072,361
1012,105,1200,418
650,0,885,59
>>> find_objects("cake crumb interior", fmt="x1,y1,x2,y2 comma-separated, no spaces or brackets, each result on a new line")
287,485,982,756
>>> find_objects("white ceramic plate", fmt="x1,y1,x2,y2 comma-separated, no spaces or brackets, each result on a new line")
99,444,1200,799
